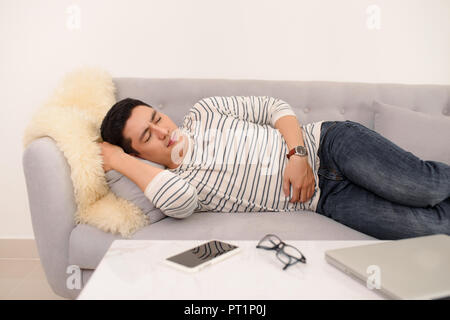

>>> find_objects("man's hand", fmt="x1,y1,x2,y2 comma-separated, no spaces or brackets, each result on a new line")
283,156,315,203
98,141,125,172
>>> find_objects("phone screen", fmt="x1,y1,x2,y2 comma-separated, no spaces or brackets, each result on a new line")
166,240,239,268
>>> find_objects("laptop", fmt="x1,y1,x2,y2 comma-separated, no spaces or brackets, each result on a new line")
325,234,450,300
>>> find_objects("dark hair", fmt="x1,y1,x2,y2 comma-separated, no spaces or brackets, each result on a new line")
100,98,153,155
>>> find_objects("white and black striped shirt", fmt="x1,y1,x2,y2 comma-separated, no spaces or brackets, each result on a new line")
144,96,323,218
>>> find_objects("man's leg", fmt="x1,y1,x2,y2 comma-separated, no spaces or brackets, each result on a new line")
319,180,450,239
318,120,450,208
316,120,450,239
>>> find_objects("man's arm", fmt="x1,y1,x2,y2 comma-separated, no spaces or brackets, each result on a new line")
274,115,306,150
108,150,197,219
274,115,316,204
112,153,164,192
194,96,297,127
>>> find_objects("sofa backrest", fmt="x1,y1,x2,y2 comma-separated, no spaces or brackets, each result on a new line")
113,78,450,130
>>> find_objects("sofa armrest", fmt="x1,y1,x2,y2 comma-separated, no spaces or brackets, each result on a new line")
22,137,80,299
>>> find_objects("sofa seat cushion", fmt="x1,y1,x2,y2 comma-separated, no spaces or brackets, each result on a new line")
69,211,375,269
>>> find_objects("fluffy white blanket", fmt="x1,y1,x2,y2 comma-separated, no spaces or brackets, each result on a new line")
23,66,149,237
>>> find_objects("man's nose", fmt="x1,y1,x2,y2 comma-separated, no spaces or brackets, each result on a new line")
149,123,168,138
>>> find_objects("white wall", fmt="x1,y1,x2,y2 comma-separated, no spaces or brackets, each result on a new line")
1,0,449,238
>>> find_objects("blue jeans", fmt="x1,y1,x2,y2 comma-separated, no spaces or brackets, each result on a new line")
316,120,450,240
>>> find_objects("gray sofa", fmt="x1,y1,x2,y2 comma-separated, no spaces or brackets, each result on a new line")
23,78,450,299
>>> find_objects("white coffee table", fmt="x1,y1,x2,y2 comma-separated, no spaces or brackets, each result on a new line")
77,240,387,300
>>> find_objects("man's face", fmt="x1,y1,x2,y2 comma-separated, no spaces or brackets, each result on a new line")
122,105,180,168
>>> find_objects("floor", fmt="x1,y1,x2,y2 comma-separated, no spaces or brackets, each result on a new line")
0,239,67,300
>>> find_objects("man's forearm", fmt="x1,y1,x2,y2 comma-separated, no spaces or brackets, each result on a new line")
274,115,306,151
112,153,164,192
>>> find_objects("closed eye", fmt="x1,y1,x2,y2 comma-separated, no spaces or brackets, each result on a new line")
145,117,162,142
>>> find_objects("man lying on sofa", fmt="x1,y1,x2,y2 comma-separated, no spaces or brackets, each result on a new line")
98,97,450,240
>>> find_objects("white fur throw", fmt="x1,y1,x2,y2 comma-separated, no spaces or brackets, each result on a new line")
23,66,149,237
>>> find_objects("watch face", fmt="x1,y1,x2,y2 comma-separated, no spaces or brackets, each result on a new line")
295,146,307,156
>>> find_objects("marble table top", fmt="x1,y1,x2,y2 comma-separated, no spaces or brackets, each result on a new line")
78,239,385,300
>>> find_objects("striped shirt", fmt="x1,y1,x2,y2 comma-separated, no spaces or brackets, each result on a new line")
144,96,323,218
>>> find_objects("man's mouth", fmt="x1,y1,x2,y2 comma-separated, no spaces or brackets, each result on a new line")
167,131,177,147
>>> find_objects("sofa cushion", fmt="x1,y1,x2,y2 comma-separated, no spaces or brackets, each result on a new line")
372,100,450,165
105,157,167,224
69,211,375,269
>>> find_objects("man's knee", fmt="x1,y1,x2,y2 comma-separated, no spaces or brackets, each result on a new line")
425,192,449,208
421,175,450,207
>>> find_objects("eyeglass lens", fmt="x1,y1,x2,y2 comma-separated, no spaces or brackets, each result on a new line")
277,245,303,264
258,234,281,248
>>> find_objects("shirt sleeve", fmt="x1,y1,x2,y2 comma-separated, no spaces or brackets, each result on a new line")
193,96,297,127
144,170,198,219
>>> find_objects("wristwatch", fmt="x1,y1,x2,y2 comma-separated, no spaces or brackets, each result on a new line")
286,145,308,160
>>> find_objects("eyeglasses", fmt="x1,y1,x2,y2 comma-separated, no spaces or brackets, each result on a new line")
256,234,307,270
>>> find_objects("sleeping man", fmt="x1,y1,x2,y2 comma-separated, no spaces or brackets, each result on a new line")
99,96,450,240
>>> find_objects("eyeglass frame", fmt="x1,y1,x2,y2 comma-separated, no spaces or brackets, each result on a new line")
256,234,307,270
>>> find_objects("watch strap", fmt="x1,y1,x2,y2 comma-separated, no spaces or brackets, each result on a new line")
286,148,296,160
286,146,307,159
